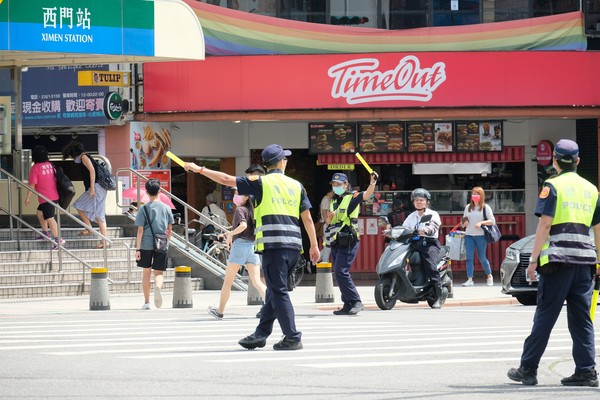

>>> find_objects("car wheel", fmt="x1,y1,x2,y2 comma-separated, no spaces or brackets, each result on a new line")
515,293,537,306
374,278,398,310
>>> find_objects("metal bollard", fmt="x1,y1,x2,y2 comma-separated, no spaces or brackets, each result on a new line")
89,267,110,311
315,262,335,303
172,266,193,308
247,276,264,305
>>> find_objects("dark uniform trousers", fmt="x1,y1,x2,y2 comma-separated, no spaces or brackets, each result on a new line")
331,241,361,305
255,248,302,342
521,264,596,372
412,238,441,283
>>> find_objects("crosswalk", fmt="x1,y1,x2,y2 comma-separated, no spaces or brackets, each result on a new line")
0,308,589,370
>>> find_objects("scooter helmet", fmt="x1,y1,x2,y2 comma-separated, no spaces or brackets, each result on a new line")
411,188,431,202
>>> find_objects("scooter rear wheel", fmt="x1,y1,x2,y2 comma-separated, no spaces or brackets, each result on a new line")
427,286,448,308
374,278,398,310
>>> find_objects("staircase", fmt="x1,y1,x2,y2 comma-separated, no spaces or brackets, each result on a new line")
0,225,204,299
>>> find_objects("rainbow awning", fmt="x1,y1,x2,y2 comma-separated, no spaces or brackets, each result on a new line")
184,1,586,55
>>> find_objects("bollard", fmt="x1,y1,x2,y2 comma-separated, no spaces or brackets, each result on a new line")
247,276,264,305
172,266,193,308
315,262,335,303
89,267,110,311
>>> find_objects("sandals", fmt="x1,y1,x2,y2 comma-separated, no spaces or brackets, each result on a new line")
95,242,110,249
78,230,93,236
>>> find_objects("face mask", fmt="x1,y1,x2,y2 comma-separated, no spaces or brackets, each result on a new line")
471,194,481,203
333,186,345,196
74,156,81,164
232,194,245,206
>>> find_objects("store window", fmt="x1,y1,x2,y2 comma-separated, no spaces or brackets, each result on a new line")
432,0,481,26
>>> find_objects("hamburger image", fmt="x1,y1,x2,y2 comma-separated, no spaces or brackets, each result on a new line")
314,133,330,150
361,141,377,152
387,142,402,151
467,122,479,133
373,132,388,144
334,128,347,141
408,123,423,133
408,133,424,143
409,143,427,152
387,126,402,135
340,141,355,153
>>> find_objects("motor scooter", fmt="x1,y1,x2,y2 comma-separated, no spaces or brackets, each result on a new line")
374,215,453,310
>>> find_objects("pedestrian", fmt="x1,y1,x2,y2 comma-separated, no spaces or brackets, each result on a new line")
244,164,265,177
185,144,320,350
508,139,600,387
324,172,377,315
62,141,109,248
460,186,494,286
199,192,228,249
25,145,65,250
134,179,174,310
318,189,334,262
208,189,266,319
402,188,444,308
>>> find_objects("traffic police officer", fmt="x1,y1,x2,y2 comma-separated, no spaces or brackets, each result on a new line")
185,144,320,351
324,172,378,315
508,139,600,387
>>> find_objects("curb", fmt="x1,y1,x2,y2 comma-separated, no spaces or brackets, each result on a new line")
316,297,519,311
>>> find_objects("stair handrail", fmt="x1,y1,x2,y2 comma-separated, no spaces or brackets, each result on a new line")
0,166,133,286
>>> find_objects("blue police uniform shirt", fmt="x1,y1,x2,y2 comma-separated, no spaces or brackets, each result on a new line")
535,173,600,225
236,169,312,214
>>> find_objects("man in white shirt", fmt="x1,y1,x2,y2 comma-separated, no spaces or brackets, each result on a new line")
199,192,228,248
319,189,333,262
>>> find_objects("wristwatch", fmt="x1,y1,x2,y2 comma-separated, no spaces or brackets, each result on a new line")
528,256,538,264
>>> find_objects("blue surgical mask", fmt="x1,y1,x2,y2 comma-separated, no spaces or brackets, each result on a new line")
333,186,345,196
74,156,81,164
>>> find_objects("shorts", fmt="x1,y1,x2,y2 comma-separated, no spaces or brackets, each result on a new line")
38,201,58,220
137,249,168,271
228,238,260,265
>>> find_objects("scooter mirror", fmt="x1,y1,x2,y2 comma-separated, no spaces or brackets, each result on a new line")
420,214,433,223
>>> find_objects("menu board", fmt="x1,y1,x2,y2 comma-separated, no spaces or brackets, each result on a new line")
456,121,503,151
358,122,405,153
406,122,435,152
308,122,357,154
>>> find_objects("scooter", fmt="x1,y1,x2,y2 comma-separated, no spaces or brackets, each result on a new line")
374,215,453,310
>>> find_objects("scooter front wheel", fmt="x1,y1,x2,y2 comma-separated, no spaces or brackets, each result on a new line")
427,286,449,308
374,278,398,310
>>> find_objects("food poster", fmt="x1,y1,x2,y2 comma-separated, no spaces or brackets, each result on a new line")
406,122,435,152
456,121,502,151
358,122,405,153
434,122,453,152
308,122,357,154
131,170,171,192
130,122,173,170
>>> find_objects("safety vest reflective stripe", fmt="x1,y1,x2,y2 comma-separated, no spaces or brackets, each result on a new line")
539,172,598,266
254,173,303,251
323,193,360,247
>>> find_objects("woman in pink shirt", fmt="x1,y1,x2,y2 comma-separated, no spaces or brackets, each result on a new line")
25,145,64,249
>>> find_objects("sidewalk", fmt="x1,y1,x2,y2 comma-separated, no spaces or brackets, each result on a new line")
0,282,517,316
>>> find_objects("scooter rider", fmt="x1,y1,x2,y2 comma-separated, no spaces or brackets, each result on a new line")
403,188,444,309
324,172,378,315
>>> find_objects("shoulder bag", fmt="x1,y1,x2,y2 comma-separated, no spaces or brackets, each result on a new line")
53,163,75,209
481,206,502,243
90,156,117,191
142,205,169,253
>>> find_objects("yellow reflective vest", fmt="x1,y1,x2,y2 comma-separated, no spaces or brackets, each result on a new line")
539,172,598,266
253,173,303,252
322,193,360,246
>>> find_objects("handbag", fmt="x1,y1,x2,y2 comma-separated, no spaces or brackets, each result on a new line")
446,223,466,261
91,156,117,191
142,205,169,254
53,163,75,209
482,207,502,243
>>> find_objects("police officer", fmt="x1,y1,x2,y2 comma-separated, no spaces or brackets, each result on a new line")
402,188,444,308
324,172,378,315
185,144,320,351
508,139,600,387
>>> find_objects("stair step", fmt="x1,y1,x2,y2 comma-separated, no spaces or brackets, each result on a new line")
0,269,161,286
0,259,135,273
0,237,135,252
0,227,124,241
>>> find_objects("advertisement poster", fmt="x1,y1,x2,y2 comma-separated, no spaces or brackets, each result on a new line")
456,121,502,151
129,122,173,191
358,122,404,153
433,122,453,152
131,170,171,192
406,122,435,152
308,122,357,154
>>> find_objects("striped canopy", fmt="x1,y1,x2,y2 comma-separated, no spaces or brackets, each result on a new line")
184,1,587,55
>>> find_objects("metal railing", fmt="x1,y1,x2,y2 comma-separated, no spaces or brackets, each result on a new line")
115,168,247,291
0,166,133,288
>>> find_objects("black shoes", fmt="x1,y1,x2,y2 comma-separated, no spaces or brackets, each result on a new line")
507,366,538,386
561,369,599,387
273,336,303,351
238,333,267,350
333,301,363,316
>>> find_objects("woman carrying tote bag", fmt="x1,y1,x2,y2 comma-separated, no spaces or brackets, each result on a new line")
460,186,495,287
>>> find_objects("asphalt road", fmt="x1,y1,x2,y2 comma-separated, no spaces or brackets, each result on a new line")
0,288,598,399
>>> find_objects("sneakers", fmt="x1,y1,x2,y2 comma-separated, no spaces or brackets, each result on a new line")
462,279,474,287
507,366,538,385
486,276,494,286
561,369,599,387
333,303,351,315
273,336,303,351
238,333,267,350
153,286,163,308
208,305,223,320
35,232,50,240
348,301,364,315
141,303,151,310
51,238,66,251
